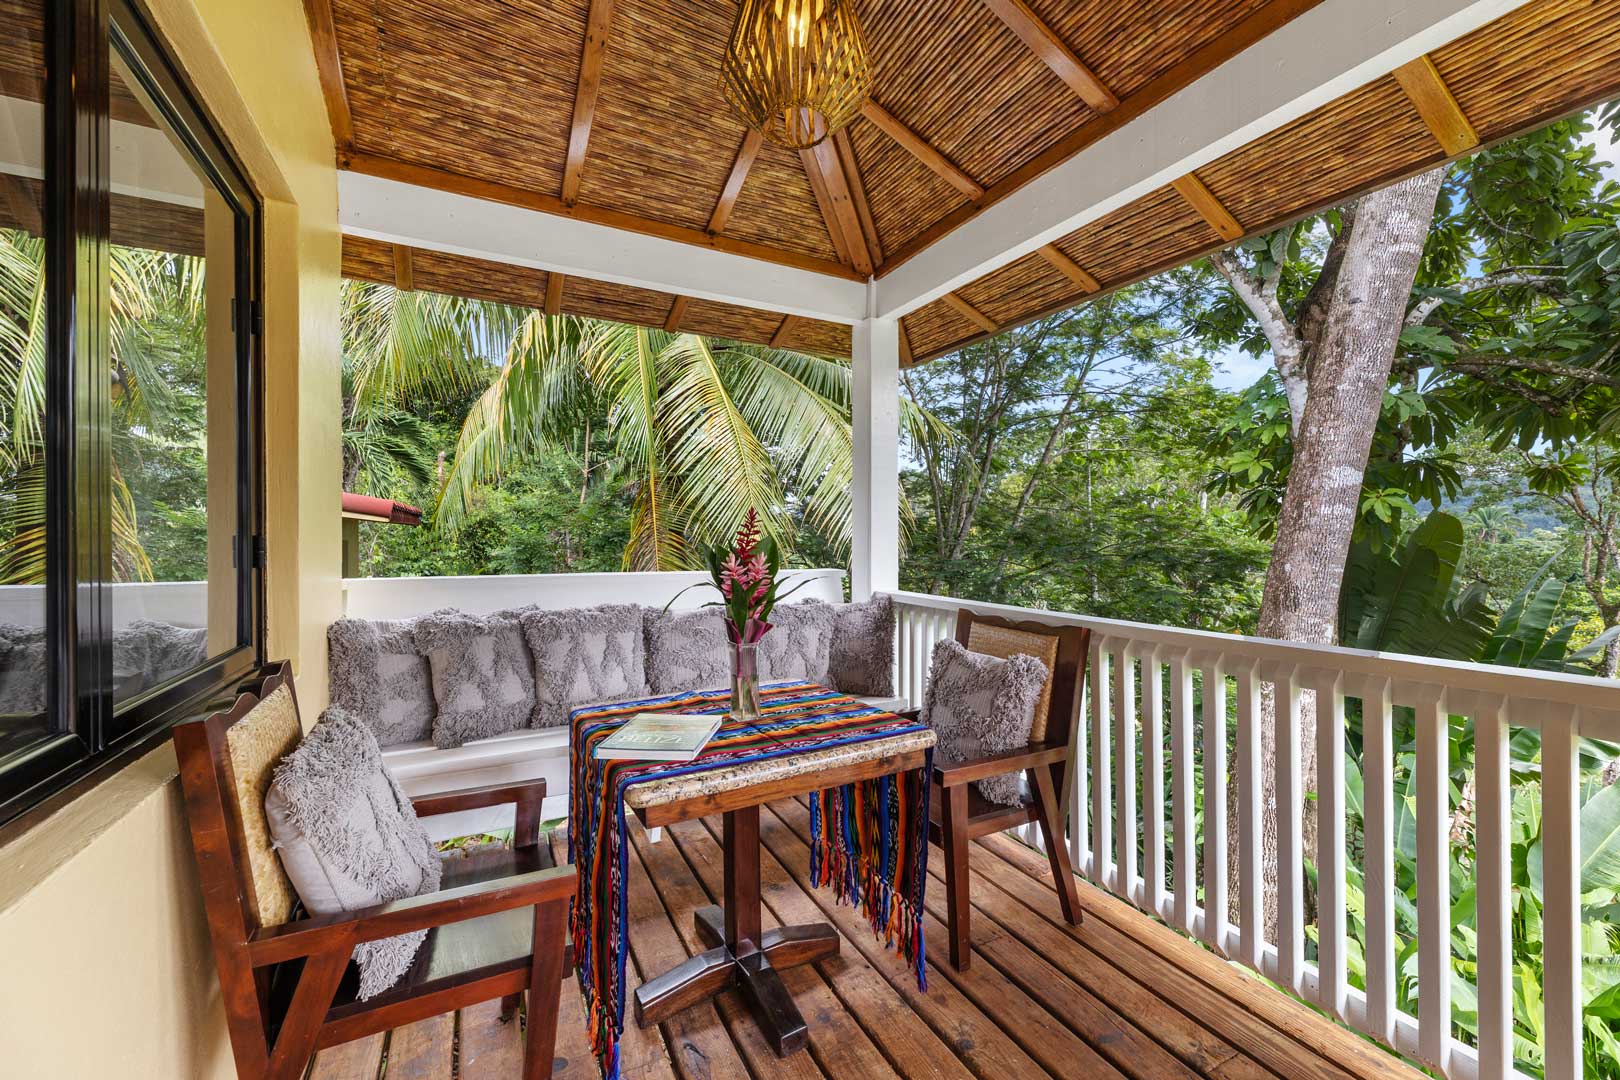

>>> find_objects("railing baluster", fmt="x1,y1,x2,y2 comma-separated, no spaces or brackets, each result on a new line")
1114,644,1139,902
1361,675,1397,1045
1474,695,1511,1080
1070,636,1099,877
1170,652,1194,931
1413,684,1451,1073
910,609,925,707
1091,639,1113,888
1200,657,1228,953
1542,702,1581,1080
1235,661,1263,969
1143,646,1166,917
1315,669,1348,1020
1275,666,1304,994
897,606,911,707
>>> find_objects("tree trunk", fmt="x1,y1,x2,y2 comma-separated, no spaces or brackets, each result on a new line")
1225,169,1447,939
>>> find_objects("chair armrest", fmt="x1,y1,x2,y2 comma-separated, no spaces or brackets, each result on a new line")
411,778,546,818
246,863,573,967
933,742,1067,788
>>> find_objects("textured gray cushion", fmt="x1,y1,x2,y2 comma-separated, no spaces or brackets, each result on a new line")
920,638,1048,806
0,623,45,715
758,600,835,686
644,607,730,694
328,618,437,746
0,619,204,711
828,595,895,696
138,620,208,685
264,705,443,999
521,604,648,728
414,607,538,748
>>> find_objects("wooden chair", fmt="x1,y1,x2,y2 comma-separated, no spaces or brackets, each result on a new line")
926,612,1089,970
173,660,574,1080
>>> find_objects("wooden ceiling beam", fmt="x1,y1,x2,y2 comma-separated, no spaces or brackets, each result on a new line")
833,129,884,266
544,272,564,316
707,128,764,235
860,102,985,200
979,0,1118,113
1171,173,1243,242
943,292,999,334
801,145,873,275
663,295,687,332
770,314,796,348
302,0,355,150
1392,54,1480,156
391,244,414,292
898,320,914,367
562,0,617,206
1037,244,1100,293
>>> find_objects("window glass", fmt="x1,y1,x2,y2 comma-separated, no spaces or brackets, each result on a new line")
107,44,241,705
0,1,53,761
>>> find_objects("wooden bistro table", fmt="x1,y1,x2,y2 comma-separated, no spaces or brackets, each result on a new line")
623,720,935,1056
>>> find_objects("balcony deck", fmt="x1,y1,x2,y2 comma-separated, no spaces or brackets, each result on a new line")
308,798,1420,1080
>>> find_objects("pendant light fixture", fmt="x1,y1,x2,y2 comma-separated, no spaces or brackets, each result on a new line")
720,0,874,150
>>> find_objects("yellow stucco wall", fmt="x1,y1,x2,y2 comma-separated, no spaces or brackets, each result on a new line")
0,0,340,1074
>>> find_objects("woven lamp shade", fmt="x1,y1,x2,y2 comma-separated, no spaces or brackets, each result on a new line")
721,0,873,150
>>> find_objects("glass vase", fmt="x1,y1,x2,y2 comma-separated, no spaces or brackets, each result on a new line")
729,641,762,724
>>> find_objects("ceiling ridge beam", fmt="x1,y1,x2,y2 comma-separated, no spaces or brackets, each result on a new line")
860,101,985,200
808,140,875,275
1392,54,1480,155
1172,173,1244,242
979,0,1119,113
1036,244,1100,293
943,292,999,334
341,151,864,282
392,244,414,292
544,273,564,316
833,129,884,265
708,129,764,235
770,314,796,347
663,295,688,332
303,0,355,150
562,0,617,206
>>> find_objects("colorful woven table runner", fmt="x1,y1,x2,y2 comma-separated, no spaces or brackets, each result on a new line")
569,682,933,1080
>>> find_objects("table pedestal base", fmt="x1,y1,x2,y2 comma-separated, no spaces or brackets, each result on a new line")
631,807,840,1056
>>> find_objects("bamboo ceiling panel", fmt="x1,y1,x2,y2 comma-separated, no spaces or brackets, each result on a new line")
331,0,586,197
1061,186,1222,286
779,317,852,357
677,297,783,345
722,140,841,263
956,252,1082,328
905,296,983,358
413,250,548,308
340,235,396,285
559,275,673,330
848,118,970,258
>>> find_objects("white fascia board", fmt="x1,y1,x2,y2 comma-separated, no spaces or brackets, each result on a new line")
874,0,1533,320
338,170,870,325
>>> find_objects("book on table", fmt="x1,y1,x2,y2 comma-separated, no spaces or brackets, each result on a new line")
593,712,723,761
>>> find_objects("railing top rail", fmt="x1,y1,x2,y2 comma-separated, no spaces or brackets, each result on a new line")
886,590,1620,716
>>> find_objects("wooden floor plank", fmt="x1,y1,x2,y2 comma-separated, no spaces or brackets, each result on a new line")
383,1013,453,1080
976,832,1426,1080
305,1031,384,1080
459,998,523,1075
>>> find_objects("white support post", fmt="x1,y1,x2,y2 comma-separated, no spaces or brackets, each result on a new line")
850,316,900,601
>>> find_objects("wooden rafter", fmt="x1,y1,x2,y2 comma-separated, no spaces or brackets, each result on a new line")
544,273,564,316
663,295,687,332
708,129,764,235
341,151,865,282
770,315,796,348
861,101,985,200
943,292,998,334
801,144,874,275
302,0,355,149
898,320,914,367
979,0,1118,113
1392,54,1480,156
0,174,42,236
833,129,884,265
1037,244,1100,293
562,0,617,206
392,244,415,292
1172,173,1243,242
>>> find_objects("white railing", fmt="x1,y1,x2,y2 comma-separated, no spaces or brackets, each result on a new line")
890,590,1620,1080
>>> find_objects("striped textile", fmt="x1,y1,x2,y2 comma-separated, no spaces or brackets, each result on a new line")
569,682,932,1080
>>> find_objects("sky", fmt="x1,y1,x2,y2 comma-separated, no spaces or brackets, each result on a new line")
1205,118,1620,392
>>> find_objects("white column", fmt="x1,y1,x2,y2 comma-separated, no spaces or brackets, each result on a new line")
849,316,900,600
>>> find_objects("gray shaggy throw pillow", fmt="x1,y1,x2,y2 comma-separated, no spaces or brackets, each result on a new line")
644,608,730,695
921,638,1048,806
828,595,895,696
328,618,437,746
414,608,538,748
521,604,648,728
264,706,443,999
758,600,835,686
0,623,46,716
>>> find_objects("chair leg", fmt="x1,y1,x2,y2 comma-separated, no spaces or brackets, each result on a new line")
1030,761,1083,926
265,948,350,1080
523,898,569,1080
500,992,523,1022
941,782,971,970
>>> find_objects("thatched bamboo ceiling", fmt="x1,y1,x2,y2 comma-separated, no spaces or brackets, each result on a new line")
312,0,1620,362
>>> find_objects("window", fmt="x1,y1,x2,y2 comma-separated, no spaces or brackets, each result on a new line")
0,0,263,827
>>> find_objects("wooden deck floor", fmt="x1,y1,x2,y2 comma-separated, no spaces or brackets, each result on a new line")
308,798,1423,1080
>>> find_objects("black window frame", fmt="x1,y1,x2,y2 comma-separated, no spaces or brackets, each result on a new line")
0,0,265,830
